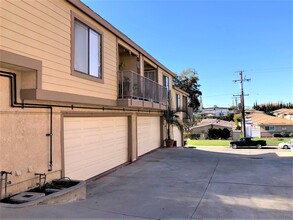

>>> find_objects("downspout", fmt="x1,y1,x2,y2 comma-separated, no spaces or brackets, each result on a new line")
0,71,53,171
47,107,53,171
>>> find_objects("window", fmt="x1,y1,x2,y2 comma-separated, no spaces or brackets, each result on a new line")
163,75,169,91
264,126,275,131
176,93,181,110
74,19,102,78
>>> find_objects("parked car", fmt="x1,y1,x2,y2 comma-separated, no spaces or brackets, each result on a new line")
230,137,267,149
278,140,293,149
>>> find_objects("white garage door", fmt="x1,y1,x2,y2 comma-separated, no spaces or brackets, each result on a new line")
64,117,128,180
137,116,161,156
173,126,182,147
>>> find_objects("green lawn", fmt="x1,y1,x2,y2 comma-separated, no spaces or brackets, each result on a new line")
253,137,292,145
186,137,292,146
187,139,229,146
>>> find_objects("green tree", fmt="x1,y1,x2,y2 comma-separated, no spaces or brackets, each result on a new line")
163,91,183,141
234,114,241,130
173,68,202,111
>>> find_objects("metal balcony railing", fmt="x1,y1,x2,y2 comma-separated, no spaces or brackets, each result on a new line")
118,71,167,105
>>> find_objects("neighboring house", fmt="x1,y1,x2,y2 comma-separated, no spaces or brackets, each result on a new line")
0,0,187,198
199,105,231,117
246,111,293,138
190,119,237,139
272,108,293,121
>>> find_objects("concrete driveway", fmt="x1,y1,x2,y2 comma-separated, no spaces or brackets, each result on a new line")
1,146,293,219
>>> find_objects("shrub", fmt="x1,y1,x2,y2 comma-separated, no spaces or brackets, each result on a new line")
190,134,200,140
280,132,287,137
274,132,290,137
184,133,200,140
222,128,231,140
289,133,293,138
208,128,231,140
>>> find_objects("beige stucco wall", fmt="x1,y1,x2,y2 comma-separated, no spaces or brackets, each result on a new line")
0,74,62,198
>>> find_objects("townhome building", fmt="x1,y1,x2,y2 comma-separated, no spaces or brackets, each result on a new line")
0,0,188,197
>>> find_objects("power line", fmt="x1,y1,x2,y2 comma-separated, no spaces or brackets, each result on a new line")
235,67,292,75
246,67,292,72
202,93,235,98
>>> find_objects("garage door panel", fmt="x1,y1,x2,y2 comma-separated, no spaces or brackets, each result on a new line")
137,116,160,156
64,117,128,180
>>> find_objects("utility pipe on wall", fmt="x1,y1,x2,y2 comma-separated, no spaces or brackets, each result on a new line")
0,71,53,171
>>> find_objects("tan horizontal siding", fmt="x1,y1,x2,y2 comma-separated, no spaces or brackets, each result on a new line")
1,1,70,40
104,41,117,54
42,63,71,76
0,8,70,46
36,0,70,21
43,81,117,100
43,75,117,93
1,37,70,65
103,55,117,67
104,55,117,66
1,0,119,101
1,28,70,59
157,67,163,85
11,0,70,31
1,17,70,54
47,0,69,14
42,68,118,87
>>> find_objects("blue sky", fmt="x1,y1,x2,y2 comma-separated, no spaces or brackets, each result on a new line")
82,0,292,108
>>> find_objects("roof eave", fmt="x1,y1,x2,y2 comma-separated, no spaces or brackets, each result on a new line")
172,86,189,96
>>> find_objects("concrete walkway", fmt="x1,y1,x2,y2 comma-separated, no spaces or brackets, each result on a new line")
1,147,293,219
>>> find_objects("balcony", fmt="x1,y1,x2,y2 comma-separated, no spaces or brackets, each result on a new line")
117,71,167,110
183,107,194,123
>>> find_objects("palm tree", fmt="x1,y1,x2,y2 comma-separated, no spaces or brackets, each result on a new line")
163,91,184,147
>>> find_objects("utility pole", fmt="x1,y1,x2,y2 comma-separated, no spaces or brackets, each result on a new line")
233,71,251,137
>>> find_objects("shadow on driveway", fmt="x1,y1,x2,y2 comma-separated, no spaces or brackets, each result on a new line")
1,147,292,219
